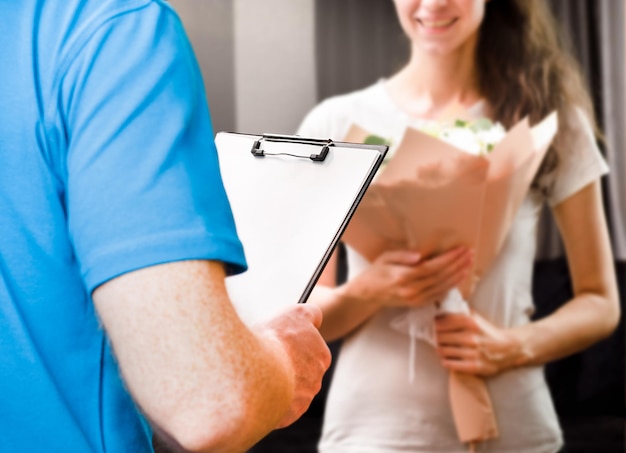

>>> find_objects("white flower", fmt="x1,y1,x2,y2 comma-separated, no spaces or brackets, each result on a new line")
440,127,483,155
364,118,505,179
420,118,506,156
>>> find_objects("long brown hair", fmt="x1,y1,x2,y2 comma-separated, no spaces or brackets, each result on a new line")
476,0,598,192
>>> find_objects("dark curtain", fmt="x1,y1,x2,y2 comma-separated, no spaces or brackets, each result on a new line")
315,0,408,100
552,0,626,259
532,2,626,452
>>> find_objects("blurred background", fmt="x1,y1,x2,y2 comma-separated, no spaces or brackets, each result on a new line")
169,0,317,135
164,1,625,452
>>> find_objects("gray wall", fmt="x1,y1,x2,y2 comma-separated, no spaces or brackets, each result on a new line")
169,0,317,135
169,0,236,135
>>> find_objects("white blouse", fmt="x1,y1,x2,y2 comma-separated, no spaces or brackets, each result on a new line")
297,80,609,453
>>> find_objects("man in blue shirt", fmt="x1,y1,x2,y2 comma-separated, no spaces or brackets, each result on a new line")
0,0,330,451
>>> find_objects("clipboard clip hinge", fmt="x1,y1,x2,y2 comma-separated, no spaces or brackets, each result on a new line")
251,134,333,162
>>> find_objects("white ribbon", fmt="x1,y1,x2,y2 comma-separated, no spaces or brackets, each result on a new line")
390,288,470,382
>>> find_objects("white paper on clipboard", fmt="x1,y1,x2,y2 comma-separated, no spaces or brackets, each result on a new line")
215,132,387,325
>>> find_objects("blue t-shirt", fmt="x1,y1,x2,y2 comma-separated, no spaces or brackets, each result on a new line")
0,0,246,451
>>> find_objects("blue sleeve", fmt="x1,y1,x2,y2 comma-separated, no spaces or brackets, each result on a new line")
60,1,247,292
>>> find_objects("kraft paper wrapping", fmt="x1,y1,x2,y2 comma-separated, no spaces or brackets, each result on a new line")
342,113,558,445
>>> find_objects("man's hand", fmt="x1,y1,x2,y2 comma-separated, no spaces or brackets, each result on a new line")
93,260,329,452
254,304,331,428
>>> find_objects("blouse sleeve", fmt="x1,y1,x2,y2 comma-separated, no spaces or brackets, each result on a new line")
545,107,609,207
296,99,333,137
296,96,357,141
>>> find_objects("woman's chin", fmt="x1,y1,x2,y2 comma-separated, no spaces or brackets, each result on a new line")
416,43,456,58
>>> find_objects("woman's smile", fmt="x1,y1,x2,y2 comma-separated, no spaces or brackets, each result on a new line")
416,16,459,32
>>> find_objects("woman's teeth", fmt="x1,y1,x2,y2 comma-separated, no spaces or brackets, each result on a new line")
418,18,456,28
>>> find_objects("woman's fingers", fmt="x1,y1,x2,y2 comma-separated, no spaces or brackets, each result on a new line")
441,248,474,280
419,265,471,303
435,330,479,347
403,247,474,301
368,247,474,309
396,260,470,308
434,313,522,377
441,358,487,375
404,282,456,307
437,345,479,360
413,247,473,279
435,313,476,332
436,329,491,375
378,249,422,266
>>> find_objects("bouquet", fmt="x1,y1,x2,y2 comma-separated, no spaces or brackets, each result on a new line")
366,118,505,175
342,113,558,446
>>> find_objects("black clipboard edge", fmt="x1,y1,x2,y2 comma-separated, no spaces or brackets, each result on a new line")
297,141,387,303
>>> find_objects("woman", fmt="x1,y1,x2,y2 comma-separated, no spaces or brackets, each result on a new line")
297,0,620,452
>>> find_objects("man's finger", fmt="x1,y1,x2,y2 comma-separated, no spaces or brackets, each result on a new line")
298,303,323,329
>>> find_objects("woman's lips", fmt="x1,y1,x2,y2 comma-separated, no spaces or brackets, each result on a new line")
416,17,458,31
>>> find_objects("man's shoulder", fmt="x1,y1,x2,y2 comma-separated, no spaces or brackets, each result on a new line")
44,0,175,47
20,0,172,71
61,0,173,40
59,0,167,21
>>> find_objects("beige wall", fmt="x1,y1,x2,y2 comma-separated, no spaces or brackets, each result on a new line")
234,0,317,134
168,0,236,134
169,0,317,135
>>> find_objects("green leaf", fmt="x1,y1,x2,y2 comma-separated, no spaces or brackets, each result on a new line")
454,119,468,128
469,118,494,132
364,134,391,146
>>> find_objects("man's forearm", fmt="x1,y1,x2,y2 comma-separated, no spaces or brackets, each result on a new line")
93,260,294,452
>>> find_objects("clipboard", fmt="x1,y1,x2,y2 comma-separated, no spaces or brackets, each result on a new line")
215,132,387,325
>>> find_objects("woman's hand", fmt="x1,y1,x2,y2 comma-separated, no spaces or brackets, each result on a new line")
434,312,526,377
344,246,473,311
310,246,473,342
